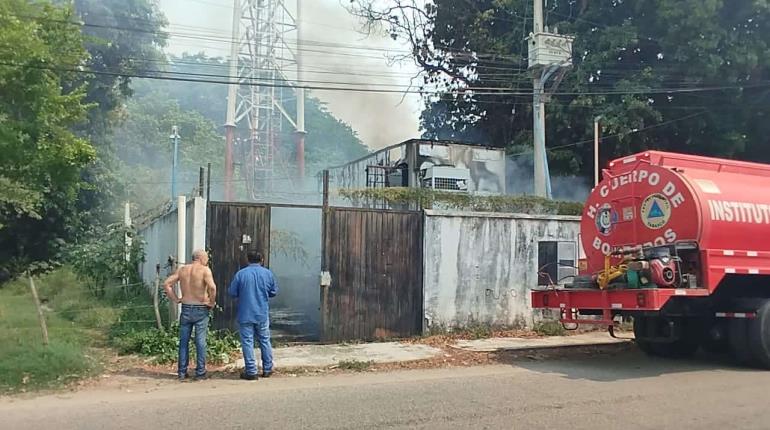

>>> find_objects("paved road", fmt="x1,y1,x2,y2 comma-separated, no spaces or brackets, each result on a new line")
3,349,770,429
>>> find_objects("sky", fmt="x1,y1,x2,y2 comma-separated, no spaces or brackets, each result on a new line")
158,0,423,150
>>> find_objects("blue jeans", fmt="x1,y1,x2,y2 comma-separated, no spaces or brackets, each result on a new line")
239,320,273,376
178,304,209,377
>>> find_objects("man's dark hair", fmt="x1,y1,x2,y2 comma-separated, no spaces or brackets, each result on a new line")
247,249,263,264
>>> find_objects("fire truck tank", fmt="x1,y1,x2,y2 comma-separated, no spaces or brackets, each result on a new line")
583,151,770,290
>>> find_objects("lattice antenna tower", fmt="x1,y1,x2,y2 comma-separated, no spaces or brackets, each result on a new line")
224,0,305,201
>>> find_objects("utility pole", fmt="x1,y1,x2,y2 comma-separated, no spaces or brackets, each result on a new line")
170,125,180,200
529,0,574,199
532,0,547,198
295,0,306,183
224,0,240,202
594,116,602,187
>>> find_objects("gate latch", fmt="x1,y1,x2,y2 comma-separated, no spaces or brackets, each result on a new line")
320,271,332,287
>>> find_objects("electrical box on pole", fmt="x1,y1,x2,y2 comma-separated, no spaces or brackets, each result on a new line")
528,33,575,69
528,0,574,199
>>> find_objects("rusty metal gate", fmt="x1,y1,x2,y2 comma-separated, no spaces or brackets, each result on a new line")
208,202,271,330
321,207,424,342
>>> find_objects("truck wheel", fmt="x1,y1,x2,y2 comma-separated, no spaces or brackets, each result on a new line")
633,316,655,355
700,320,729,354
748,301,770,369
728,318,753,365
651,332,699,358
634,316,698,358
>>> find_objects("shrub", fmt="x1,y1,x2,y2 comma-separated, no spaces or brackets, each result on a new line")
112,323,241,364
534,321,567,336
338,188,583,215
337,360,373,371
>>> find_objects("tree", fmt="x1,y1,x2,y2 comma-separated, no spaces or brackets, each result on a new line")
0,0,96,276
351,0,770,181
130,54,369,177
70,0,168,224
111,90,223,212
72,0,168,141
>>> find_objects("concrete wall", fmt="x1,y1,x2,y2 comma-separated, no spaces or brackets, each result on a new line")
423,210,580,332
137,197,207,288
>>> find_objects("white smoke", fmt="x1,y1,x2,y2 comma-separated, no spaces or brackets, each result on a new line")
158,0,422,150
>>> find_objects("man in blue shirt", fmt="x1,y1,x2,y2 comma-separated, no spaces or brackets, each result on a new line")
228,249,277,380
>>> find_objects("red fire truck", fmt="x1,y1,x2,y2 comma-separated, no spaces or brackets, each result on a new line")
531,151,770,367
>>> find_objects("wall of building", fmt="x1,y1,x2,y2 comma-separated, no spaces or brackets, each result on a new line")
327,142,406,194
137,197,207,289
422,210,580,332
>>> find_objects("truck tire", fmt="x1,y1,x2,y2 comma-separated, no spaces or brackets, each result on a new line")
728,318,753,365
650,328,699,359
700,320,729,354
632,316,655,355
634,316,698,358
748,301,770,369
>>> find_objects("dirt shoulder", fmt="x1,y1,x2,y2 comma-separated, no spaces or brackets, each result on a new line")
2,330,631,400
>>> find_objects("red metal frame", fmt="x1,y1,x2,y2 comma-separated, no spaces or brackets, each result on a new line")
531,288,711,325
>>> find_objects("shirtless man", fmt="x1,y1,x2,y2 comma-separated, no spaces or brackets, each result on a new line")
163,249,216,381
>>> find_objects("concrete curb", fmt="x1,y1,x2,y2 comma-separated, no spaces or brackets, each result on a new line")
451,332,633,353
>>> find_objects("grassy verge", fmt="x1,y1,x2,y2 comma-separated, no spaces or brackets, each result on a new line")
0,271,102,393
0,268,244,393
336,360,373,371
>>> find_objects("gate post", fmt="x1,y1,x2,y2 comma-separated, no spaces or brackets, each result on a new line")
320,170,330,341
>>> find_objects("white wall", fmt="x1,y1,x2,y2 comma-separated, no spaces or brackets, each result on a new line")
423,210,580,332
137,197,207,288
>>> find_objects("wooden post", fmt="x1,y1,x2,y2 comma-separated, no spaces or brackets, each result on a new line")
198,167,205,197
206,162,212,203
123,202,132,298
320,170,330,341
168,256,178,326
153,275,163,331
27,273,49,346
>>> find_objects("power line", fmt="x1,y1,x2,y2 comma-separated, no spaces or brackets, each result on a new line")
11,10,753,93
2,59,765,97
508,111,708,158
10,12,531,66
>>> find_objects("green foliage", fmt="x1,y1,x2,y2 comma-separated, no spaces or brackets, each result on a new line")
112,323,241,365
67,223,145,296
111,89,223,211
465,322,493,340
72,0,168,140
0,0,96,277
112,327,177,363
129,53,370,179
70,0,169,231
336,360,374,371
301,98,370,173
534,321,567,337
0,339,97,394
356,0,770,178
0,273,101,393
337,188,583,215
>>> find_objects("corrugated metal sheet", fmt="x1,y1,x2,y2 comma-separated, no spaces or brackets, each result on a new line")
322,208,423,341
423,210,580,331
208,202,271,330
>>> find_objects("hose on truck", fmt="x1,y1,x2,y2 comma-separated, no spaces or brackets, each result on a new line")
596,255,628,290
